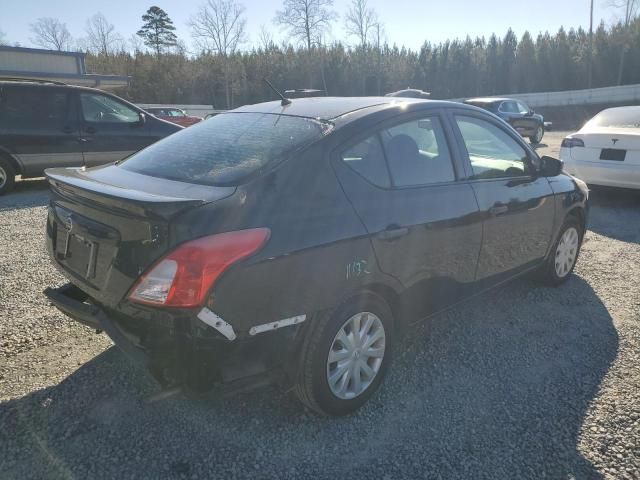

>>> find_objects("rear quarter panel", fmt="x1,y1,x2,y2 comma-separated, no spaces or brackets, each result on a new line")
203,142,402,334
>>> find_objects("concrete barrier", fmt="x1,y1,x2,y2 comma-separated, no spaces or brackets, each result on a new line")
450,84,640,108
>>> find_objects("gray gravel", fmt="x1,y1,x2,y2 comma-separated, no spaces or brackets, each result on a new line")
1,139,639,479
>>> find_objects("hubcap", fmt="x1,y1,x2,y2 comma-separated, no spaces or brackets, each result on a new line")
0,167,6,189
555,227,579,278
326,312,386,400
535,127,543,142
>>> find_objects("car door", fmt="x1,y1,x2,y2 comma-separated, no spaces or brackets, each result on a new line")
510,101,538,135
450,110,555,283
0,85,82,177
332,111,483,317
77,91,157,167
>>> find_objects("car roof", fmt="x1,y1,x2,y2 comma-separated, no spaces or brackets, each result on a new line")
230,96,459,122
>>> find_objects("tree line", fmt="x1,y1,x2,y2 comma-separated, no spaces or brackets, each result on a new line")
2,0,640,108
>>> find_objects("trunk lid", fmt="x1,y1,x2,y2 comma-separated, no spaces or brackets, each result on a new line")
46,165,235,307
571,130,640,165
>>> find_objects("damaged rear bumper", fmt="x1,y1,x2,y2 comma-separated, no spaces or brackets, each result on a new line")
44,283,147,365
44,283,305,392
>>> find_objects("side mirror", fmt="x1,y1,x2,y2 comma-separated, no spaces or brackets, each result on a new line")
137,112,146,126
529,108,535,115
539,155,563,177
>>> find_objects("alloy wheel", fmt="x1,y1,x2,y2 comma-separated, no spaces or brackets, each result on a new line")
326,312,386,400
555,227,579,278
0,167,6,189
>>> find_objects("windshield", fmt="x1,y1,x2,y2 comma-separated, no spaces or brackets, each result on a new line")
120,112,332,186
585,107,640,129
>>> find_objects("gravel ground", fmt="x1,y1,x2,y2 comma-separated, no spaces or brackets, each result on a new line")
1,132,639,479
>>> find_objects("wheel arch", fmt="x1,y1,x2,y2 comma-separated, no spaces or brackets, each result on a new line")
0,148,22,175
566,206,587,233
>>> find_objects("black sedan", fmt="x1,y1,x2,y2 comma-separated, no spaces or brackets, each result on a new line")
44,97,588,416
464,97,545,144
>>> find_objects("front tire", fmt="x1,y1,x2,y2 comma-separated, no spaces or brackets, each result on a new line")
0,158,16,196
540,216,583,286
530,125,544,144
294,293,394,416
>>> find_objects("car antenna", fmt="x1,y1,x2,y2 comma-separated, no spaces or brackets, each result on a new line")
264,79,291,106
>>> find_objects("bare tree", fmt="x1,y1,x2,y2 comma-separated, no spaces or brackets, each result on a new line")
190,0,247,108
608,0,640,84
274,0,338,50
0,29,6,46
29,17,72,51
190,0,247,55
85,13,123,55
258,24,274,50
344,0,378,47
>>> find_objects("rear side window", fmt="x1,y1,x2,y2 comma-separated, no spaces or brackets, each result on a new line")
121,113,331,186
0,87,69,129
341,135,390,188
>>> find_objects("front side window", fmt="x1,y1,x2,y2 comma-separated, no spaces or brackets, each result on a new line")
1,87,68,129
80,93,139,123
516,102,530,115
455,115,530,179
121,112,331,186
381,116,455,187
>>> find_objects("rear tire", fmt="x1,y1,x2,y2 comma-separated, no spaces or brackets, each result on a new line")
0,158,16,196
294,293,394,416
539,216,583,286
530,125,544,144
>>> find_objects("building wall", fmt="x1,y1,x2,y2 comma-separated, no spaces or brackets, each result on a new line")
0,48,81,75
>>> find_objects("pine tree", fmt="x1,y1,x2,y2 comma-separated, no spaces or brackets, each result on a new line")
136,6,178,56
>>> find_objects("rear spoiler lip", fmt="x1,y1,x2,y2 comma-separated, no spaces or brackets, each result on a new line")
45,166,236,219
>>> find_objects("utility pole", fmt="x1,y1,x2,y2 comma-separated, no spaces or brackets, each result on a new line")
587,0,594,89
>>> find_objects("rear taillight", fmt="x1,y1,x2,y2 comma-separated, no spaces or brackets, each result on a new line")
561,137,585,148
128,228,270,308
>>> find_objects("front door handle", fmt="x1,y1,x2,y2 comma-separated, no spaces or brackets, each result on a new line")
489,204,509,216
85,126,97,134
377,226,409,241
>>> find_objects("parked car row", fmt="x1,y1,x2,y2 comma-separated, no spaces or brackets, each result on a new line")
2,77,636,415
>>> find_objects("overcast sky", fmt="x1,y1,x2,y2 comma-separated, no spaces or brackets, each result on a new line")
1,0,618,52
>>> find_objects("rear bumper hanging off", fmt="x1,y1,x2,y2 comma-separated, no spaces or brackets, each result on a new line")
44,283,147,365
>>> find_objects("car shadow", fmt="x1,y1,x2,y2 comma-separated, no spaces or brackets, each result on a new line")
0,276,617,479
587,186,640,244
0,178,49,212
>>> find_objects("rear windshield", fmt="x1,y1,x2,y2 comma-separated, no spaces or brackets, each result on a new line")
120,112,332,186
586,108,640,129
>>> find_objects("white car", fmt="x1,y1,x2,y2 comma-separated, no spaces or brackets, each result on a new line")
560,106,640,190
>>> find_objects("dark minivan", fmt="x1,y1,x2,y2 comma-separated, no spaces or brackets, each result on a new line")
0,79,181,194
44,97,588,415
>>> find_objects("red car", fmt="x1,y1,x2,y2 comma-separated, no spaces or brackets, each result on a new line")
145,107,202,127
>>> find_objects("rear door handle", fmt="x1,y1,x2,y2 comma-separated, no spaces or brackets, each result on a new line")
85,126,97,134
489,204,509,216
62,126,74,134
377,226,409,241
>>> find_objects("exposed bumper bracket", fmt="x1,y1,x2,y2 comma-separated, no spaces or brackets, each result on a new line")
197,308,237,341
